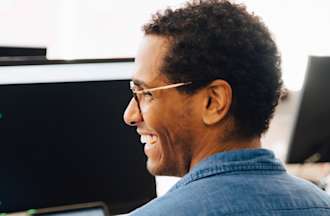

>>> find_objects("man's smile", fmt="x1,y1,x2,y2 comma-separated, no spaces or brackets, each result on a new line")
140,134,158,145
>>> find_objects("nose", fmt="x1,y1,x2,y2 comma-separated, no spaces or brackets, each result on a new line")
123,98,143,126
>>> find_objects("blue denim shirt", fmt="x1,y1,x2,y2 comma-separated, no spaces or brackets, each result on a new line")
130,148,330,215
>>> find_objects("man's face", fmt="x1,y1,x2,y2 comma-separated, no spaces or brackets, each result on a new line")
123,35,199,177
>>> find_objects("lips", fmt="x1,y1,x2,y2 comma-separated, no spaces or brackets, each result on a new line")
137,130,159,155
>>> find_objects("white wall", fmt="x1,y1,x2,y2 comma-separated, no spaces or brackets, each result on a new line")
242,0,330,91
1,0,329,90
0,0,186,59
0,0,58,49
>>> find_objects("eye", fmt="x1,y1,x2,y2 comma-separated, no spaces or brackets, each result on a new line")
142,91,153,97
141,91,154,103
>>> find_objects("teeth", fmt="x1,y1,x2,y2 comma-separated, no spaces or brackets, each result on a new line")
140,135,157,145
140,135,147,144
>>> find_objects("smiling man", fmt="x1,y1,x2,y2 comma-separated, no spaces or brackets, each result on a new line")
123,0,330,215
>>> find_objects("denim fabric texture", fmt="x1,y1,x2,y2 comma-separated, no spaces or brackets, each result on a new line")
130,148,330,215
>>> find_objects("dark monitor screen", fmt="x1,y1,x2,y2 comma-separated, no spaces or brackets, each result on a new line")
287,56,330,163
0,59,156,215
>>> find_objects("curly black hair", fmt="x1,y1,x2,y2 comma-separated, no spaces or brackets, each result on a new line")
143,0,282,138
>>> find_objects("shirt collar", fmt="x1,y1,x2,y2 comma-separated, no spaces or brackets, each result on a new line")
171,148,286,191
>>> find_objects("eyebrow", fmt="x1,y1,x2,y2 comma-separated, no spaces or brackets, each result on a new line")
132,79,152,88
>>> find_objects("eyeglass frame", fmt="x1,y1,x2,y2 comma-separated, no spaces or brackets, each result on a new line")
129,80,192,115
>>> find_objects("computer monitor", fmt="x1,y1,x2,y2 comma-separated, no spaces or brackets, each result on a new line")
0,59,156,215
287,56,330,163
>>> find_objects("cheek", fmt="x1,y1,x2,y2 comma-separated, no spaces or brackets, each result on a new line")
145,144,162,162
145,122,178,166
143,97,191,154
143,97,195,175
157,118,189,162
140,103,150,114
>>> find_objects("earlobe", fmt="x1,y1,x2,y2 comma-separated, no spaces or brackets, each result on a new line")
202,80,232,126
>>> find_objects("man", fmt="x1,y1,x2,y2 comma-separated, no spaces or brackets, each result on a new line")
124,0,330,215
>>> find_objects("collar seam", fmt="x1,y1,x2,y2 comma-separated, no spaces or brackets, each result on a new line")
175,163,285,189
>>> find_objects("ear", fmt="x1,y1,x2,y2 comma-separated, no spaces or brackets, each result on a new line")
202,80,232,125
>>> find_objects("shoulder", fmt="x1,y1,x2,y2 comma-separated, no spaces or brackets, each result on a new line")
129,174,254,216
130,171,330,215
129,188,210,216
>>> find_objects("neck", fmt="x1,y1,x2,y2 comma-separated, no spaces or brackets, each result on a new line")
189,135,261,170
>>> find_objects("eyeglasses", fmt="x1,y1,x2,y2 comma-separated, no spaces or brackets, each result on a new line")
129,81,192,114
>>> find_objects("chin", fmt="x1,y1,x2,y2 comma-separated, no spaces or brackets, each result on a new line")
146,159,180,176
146,160,163,176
